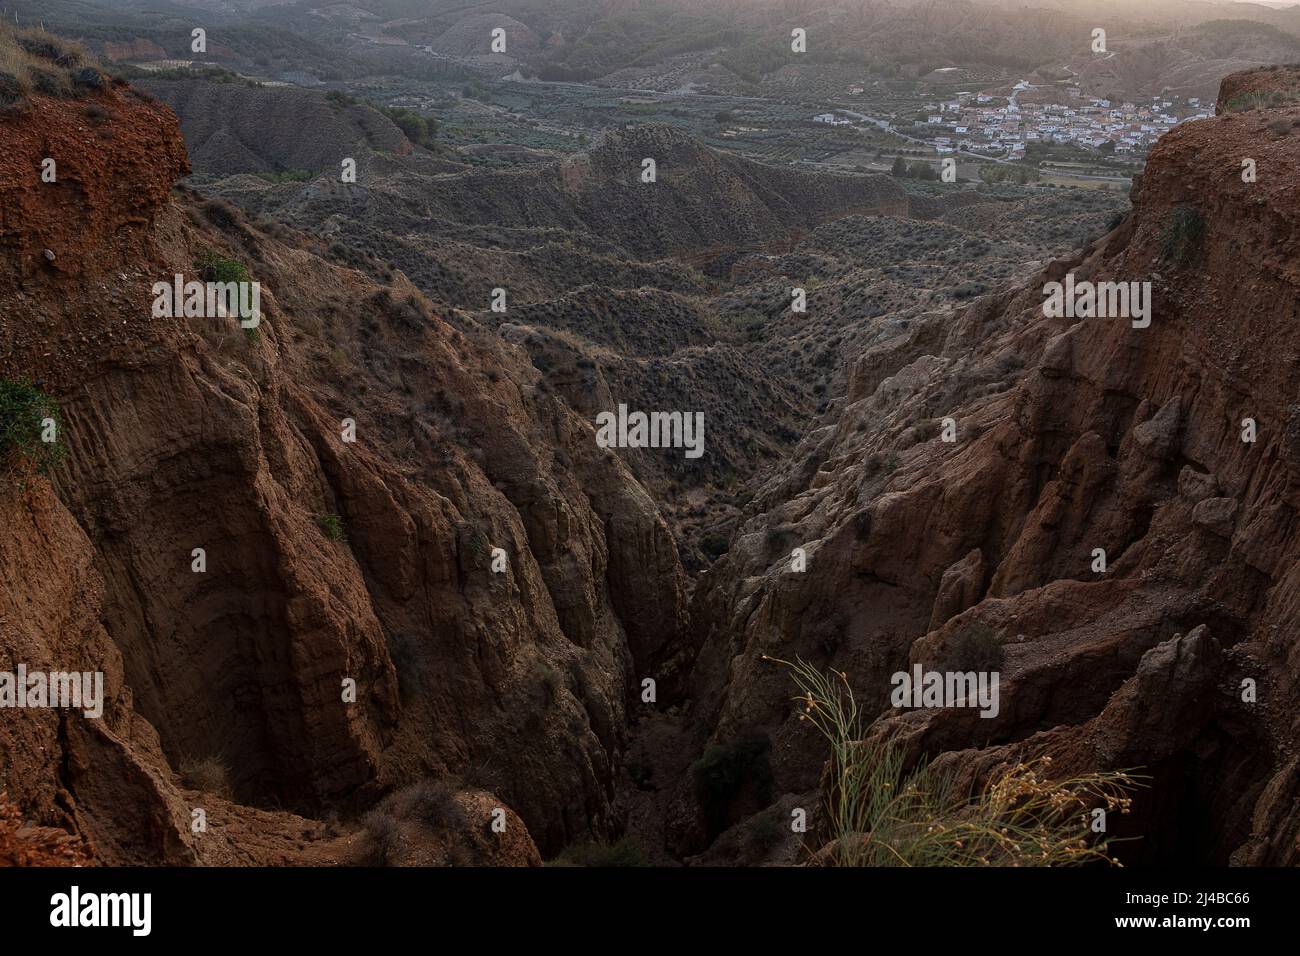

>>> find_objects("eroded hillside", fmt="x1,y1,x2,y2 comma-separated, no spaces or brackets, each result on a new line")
668,67,1300,866
0,75,688,863
148,74,1126,566
4,34,1297,871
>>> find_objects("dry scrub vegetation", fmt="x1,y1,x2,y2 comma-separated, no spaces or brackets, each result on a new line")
768,656,1143,866
0,23,99,105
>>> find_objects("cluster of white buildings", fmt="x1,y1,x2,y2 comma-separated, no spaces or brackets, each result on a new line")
920,85,1212,159
812,79,1215,161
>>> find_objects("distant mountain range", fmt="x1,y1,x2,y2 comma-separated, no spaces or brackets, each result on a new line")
11,0,1300,98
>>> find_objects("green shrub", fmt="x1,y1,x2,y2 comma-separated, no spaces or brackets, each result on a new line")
1160,206,1206,265
197,251,251,285
0,379,66,475
700,533,729,560
382,106,438,150
316,513,346,541
29,65,68,97
325,89,357,110
555,837,650,867
0,72,24,106
460,522,490,561
979,163,1039,185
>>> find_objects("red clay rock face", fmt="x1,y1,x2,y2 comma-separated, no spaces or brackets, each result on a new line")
0,478,197,864
679,69,1300,864
0,84,189,284
0,87,688,861
0,791,94,866
100,39,169,62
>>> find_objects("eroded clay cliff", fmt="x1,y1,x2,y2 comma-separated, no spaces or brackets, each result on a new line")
676,68,1300,866
0,81,688,863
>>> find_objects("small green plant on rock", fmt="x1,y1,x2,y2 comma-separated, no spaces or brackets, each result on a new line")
316,513,346,541
196,251,251,285
0,379,66,476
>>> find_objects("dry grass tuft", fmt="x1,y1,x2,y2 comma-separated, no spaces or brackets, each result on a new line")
177,754,234,798
766,655,1144,867
0,22,94,105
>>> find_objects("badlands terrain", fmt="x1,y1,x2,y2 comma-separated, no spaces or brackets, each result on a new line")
1,2,1298,868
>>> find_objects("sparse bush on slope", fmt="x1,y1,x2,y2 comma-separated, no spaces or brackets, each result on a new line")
0,379,66,476
197,250,252,285
177,755,234,798
382,106,438,150
316,513,346,542
553,837,651,867
0,24,97,105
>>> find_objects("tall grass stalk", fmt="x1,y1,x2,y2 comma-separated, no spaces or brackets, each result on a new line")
765,655,1141,866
